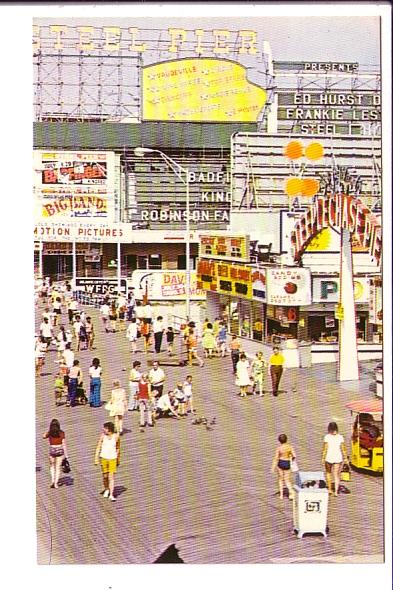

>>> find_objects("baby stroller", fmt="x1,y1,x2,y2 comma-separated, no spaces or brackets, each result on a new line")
75,383,88,405
54,376,66,406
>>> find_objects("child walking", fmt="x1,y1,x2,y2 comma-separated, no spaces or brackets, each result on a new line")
183,375,195,414
174,382,187,416
271,434,296,500
94,422,120,501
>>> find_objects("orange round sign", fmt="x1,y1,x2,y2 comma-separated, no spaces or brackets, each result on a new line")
284,141,303,160
305,142,324,161
301,178,320,197
285,177,303,196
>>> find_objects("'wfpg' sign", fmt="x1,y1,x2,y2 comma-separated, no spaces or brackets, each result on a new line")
75,278,126,297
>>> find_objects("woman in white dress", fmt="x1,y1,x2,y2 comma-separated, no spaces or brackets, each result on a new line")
236,353,251,398
107,379,128,435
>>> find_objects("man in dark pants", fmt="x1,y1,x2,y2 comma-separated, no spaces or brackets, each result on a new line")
152,316,165,354
127,289,136,321
229,335,241,374
268,347,285,396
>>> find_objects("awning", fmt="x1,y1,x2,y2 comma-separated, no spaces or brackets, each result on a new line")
345,399,383,413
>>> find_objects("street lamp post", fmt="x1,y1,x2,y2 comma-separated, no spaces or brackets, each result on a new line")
134,147,191,321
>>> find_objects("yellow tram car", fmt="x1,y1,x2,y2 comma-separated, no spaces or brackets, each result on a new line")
345,399,383,475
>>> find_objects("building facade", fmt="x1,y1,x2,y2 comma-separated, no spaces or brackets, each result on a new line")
33,22,382,359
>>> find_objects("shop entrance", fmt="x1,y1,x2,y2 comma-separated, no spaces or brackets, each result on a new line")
43,255,72,281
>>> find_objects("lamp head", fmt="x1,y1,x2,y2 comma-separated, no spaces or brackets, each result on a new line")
134,147,154,157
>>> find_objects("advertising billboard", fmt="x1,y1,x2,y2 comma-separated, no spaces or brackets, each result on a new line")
266,267,311,306
251,268,267,302
216,262,253,299
199,234,250,262
277,89,381,136
34,151,118,222
312,276,370,303
75,277,127,297
142,58,267,122
369,278,382,324
129,270,205,301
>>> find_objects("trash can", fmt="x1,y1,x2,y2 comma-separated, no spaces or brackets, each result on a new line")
298,342,312,368
293,471,329,539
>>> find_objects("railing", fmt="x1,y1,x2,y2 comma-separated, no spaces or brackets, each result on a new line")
73,291,105,308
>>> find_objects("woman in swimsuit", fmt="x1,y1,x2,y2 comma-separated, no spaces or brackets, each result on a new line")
271,433,296,500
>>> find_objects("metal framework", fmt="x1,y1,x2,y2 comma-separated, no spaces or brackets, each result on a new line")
273,64,381,137
33,24,274,123
231,133,382,213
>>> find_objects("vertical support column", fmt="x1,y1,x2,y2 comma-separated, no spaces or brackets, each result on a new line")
72,241,77,290
39,240,43,278
338,228,359,381
117,241,121,293
185,172,191,321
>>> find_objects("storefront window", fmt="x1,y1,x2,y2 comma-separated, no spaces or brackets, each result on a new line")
239,300,252,338
251,301,264,341
137,255,148,269
148,254,162,269
229,300,239,335
266,318,297,344
211,294,268,343
308,315,338,342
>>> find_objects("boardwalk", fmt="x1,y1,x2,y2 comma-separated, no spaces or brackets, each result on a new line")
35,304,383,564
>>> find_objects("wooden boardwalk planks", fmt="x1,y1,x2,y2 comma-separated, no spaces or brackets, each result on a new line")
35,305,383,564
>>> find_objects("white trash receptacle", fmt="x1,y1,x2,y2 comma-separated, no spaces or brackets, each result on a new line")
293,471,329,539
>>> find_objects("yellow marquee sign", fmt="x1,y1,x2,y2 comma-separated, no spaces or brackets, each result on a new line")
142,58,267,122
200,234,250,262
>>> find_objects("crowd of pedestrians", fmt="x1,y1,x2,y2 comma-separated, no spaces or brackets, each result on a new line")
36,277,351,503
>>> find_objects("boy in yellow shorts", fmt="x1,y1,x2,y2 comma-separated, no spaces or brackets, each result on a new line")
94,422,120,502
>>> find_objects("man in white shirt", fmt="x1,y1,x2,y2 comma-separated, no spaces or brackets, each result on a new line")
62,343,75,370
142,303,153,324
68,299,78,324
117,293,127,310
39,317,53,346
148,361,166,398
152,315,165,354
42,307,53,325
155,391,180,419
100,301,110,333
73,316,83,351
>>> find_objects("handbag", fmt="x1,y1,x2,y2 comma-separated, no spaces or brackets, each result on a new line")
104,401,113,412
341,463,351,481
61,457,71,474
291,458,299,473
